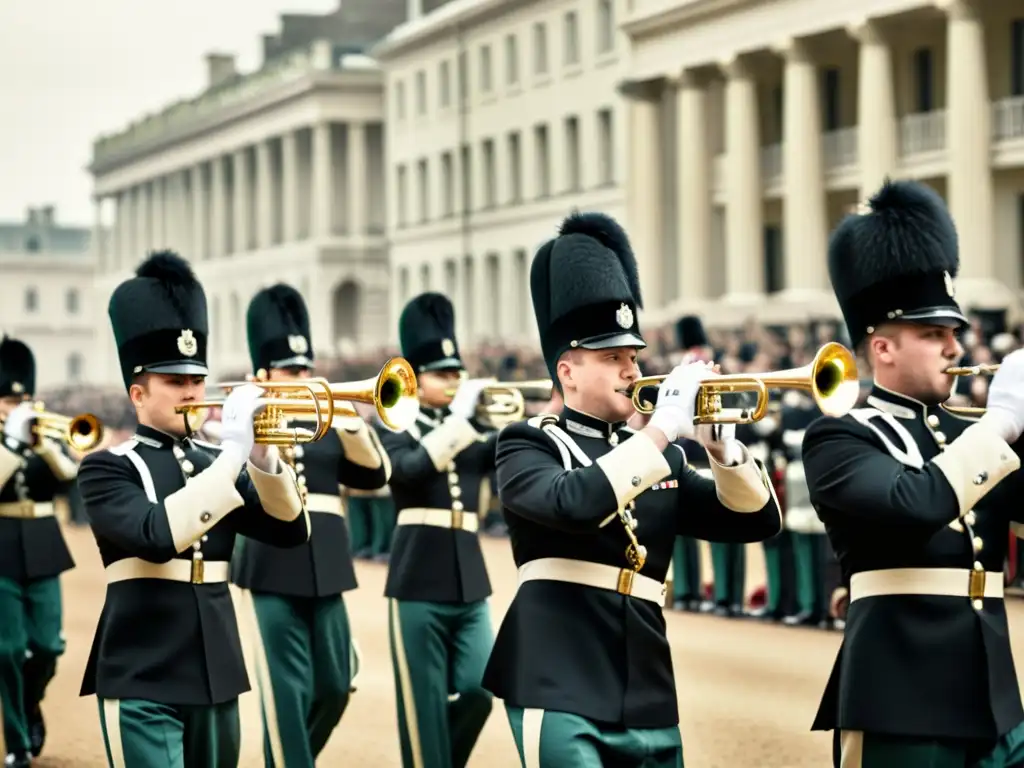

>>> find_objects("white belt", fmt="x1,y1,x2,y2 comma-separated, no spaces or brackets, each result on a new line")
850,567,1003,605
105,558,230,585
306,493,343,516
397,507,478,533
517,557,667,605
0,501,54,519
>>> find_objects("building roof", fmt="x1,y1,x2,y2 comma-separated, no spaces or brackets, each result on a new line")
0,207,91,254
371,0,504,59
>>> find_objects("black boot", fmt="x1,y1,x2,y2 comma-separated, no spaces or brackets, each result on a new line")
5,750,32,768
27,705,45,757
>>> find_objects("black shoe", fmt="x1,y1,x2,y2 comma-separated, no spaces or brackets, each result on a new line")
783,610,821,627
370,552,390,564
5,751,32,768
28,706,45,757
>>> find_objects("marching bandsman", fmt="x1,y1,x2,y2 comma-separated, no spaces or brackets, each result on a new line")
805,180,1024,766
483,212,782,767
231,283,391,767
378,292,498,768
76,252,311,768
0,337,77,768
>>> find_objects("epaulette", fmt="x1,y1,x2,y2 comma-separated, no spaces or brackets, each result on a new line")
527,413,559,430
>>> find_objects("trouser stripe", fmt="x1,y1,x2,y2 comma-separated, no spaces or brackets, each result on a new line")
389,598,424,768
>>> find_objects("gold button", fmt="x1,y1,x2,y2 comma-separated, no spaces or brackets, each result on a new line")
295,463,304,473
450,486,461,498
927,414,940,428
974,561,984,571
972,599,984,611
298,476,307,487
180,460,194,474
200,511,211,523
973,537,984,552
452,500,464,512
933,432,946,444
446,462,456,473
964,512,976,526
448,473,459,484
294,446,304,458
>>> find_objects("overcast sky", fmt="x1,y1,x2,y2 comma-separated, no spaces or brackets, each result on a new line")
0,0,339,227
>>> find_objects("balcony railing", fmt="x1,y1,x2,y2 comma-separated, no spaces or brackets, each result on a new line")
761,144,782,182
900,110,946,156
993,96,1024,141
823,127,858,169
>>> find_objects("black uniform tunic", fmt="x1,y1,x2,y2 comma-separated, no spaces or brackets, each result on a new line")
231,420,390,597
483,408,782,728
0,437,76,583
77,425,309,706
378,406,497,604
805,386,1024,741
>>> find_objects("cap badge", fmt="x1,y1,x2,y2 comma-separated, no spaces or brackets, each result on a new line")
441,338,455,357
288,335,309,355
616,303,634,330
11,382,23,394
944,271,956,298
177,329,198,358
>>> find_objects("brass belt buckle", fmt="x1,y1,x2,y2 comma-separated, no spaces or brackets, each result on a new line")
617,569,635,596
451,509,463,530
969,566,986,602
191,558,205,585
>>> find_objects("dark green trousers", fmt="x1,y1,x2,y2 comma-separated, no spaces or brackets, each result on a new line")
671,537,701,602
506,705,683,767
710,542,745,609
792,533,825,615
0,576,64,755
251,591,353,767
837,721,1024,767
388,598,494,768
97,697,239,767
348,497,396,556
763,537,785,613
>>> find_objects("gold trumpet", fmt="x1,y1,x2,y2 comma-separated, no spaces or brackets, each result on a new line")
444,379,554,423
176,357,420,444
941,362,999,417
628,342,861,424
18,402,104,453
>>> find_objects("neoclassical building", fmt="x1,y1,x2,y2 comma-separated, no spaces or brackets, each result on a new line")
619,0,1024,327
89,2,409,384
0,207,98,389
373,0,628,345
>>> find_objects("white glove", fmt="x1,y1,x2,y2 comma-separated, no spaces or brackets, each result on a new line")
647,361,714,442
218,383,265,464
981,349,1024,443
449,378,492,421
696,422,744,465
2,401,35,446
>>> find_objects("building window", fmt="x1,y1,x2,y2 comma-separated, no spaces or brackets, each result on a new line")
564,116,580,192
508,131,522,202
460,144,473,212
24,287,37,313
482,139,496,208
764,226,784,294
1012,20,1024,96
439,60,451,107
66,288,79,314
394,80,406,119
458,51,469,104
417,159,429,222
772,85,784,138
415,70,426,115
534,124,550,197
533,23,548,75
480,45,493,92
24,236,40,252
396,165,408,227
505,34,519,85
597,108,614,185
822,67,841,131
596,0,615,54
913,47,934,112
441,152,454,217
564,12,579,66
67,352,82,382
420,263,431,291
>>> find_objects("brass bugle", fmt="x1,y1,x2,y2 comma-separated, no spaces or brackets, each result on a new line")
4,402,105,453
443,379,554,422
940,363,998,417
627,342,861,424
175,357,420,443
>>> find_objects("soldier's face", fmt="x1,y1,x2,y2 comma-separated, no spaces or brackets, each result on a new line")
0,396,26,418
131,374,207,435
558,347,640,422
268,366,312,381
419,369,464,407
872,323,963,404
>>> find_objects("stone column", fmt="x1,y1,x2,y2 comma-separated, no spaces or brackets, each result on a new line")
675,70,711,302
232,149,251,253
139,183,152,254
312,122,334,237
92,197,105,272
191,164,208,259
720,55,764,300
113,193,125,271
937,0,1003,304
281,130,299,242
256,140,274,249
347,122,367,237
778,38,828,297
210,157,227,257
625,80,665,307
847,18,897,197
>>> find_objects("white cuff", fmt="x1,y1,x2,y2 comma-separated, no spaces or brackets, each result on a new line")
932,421,1020,517
708,443,772,513
594,431,671,511
419,416,481,471
35,440,79,481
164,450,245,553
248,459,307,530
337,422,385,469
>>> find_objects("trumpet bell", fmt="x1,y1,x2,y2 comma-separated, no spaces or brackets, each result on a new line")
15,402,105,452
329,356,420,432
